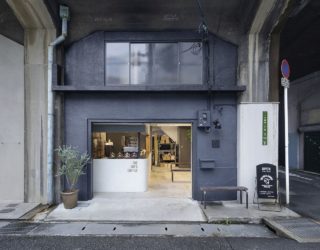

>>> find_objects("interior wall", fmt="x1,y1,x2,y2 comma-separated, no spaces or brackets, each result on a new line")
0,34,24,201
158,126,179,144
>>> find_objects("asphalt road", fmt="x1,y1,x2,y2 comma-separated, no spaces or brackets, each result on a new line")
0,235,319,250
279,169,320,221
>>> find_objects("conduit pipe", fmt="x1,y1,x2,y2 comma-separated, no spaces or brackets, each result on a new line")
47,6,69,204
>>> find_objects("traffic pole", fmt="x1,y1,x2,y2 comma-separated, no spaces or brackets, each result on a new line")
281,59,290,205
283,80,290,205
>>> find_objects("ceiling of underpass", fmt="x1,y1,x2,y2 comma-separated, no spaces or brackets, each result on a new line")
2,0,319,81
0,0,24,44
46,0,260,45
280,0,320,80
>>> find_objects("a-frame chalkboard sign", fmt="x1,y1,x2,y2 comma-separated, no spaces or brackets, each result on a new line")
256,163,281,211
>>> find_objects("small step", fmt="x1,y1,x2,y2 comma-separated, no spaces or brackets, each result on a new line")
264,217,320,243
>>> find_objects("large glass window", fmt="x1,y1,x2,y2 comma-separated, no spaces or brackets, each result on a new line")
106,43,130,85
105,42,203,85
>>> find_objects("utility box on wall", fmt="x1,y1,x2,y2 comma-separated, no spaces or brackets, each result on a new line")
237,103,279,203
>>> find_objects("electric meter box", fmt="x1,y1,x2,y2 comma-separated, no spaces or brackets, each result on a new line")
198,110,211,128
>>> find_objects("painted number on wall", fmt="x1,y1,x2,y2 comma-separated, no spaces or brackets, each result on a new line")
262,111,268,146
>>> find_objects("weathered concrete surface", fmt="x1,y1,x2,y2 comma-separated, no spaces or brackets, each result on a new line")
264,217,320,243
0,203,39,220
45,198,206,222
0,34,24,202
238,0,290,102
202,201,299,224
29,222,276,238
8,0,56,204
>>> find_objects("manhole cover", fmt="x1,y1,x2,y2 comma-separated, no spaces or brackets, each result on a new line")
0,222,40,235
0,208,14,213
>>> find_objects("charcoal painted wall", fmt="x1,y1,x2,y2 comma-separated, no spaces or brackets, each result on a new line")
64,92,237,201
62,31,239,201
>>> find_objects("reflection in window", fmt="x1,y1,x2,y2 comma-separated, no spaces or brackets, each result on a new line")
153,43,178,84
106,43,129,85
131,44,151,85
105,42,203,85
179,42,203,84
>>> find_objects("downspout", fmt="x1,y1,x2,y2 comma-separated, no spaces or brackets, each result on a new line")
47,5,69,204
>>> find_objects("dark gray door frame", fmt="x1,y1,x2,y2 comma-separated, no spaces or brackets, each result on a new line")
87,118,197,200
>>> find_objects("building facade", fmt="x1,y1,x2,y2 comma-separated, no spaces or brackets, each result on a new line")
2,0,318,206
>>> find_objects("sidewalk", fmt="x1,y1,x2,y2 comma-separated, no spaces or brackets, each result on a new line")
41,197,299,224
0,199,305,240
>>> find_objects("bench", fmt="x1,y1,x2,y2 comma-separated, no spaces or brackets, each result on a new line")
200,186,248,209
170,163,191,182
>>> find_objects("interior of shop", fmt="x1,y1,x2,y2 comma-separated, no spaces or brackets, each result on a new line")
91,123,192,198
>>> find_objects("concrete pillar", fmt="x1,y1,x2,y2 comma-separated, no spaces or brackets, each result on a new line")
7,0,56,203
238,0,290,102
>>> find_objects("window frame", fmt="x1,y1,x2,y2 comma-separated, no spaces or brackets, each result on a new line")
105,42,204,86
104,31,208,88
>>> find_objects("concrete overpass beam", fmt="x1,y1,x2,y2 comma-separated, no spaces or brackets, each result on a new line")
239,0,290,103
7,0,56,203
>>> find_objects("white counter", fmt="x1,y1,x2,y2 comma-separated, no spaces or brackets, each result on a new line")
93,159,148,192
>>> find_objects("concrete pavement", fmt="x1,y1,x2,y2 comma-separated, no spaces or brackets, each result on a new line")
0,203,39,220
279,168,320,221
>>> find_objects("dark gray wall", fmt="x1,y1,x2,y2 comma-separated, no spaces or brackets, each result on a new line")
64,31,238,89
0,1,24,45
64,92,237,201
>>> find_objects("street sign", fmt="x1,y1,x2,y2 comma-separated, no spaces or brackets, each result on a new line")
256,164,277,199
281,59,290,79
281,77,290,88
262,111,268,145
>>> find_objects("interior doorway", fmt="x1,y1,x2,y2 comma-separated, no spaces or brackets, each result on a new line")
91,122,192,199
150,124,192,198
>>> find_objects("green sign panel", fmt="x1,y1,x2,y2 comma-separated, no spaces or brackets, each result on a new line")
262,111,268,145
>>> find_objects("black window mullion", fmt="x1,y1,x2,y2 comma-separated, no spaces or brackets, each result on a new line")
129,42,131,85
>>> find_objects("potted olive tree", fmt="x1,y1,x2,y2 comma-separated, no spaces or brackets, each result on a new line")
56,145,90,209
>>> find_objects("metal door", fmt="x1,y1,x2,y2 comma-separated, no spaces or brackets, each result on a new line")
304,131,320,173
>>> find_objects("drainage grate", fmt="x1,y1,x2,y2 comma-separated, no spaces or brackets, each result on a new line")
0,222,40,235
77,203,90,208
265,218,320,243
0,208,14,213
6,204,19,208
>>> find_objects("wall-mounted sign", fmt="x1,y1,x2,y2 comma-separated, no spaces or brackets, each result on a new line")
256,164,277,199
262,111,268,146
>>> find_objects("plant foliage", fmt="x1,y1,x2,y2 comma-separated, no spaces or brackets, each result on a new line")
56,145,90,192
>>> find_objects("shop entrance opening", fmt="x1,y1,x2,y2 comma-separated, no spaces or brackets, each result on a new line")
91,123,192,199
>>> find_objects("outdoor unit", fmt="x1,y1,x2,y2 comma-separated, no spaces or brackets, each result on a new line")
237,103,279,203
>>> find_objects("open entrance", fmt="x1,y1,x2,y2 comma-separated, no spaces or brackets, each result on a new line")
91,123,192,199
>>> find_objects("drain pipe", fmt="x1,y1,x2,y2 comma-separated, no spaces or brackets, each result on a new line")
47,5,69,204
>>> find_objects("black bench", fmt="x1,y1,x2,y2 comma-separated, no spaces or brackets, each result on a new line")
170,163,191,182
200,186,248,209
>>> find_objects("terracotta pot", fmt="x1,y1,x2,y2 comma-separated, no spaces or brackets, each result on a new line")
61,189,79,209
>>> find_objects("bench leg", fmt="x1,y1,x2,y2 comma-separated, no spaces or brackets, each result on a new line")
171,171,174,182
240,191,243,204
246,191,248,209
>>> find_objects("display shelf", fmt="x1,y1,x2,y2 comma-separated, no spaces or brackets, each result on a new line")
158,142,177,166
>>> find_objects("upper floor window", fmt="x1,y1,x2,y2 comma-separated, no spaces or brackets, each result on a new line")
105,42,203,85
